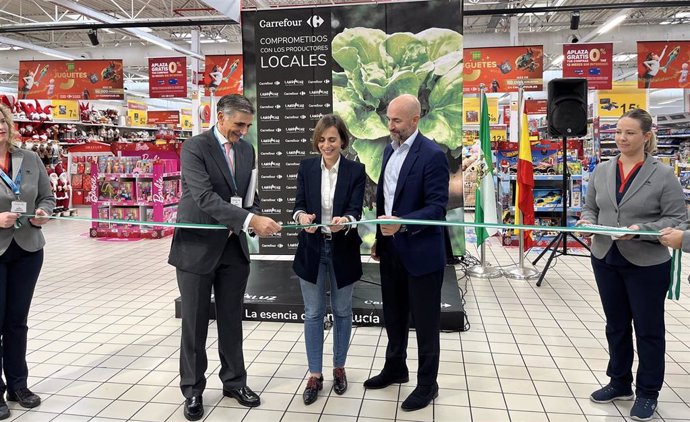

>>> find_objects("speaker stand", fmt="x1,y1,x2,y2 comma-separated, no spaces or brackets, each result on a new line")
531,136,590,286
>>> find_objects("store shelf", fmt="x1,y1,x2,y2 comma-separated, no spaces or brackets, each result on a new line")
15,119,192,132
95,199,179,207
506,174,582,181
98,171,181,179
509,206,582,213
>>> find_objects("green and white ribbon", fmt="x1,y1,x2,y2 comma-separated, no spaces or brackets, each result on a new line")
24,214,684,299
669,249,682,300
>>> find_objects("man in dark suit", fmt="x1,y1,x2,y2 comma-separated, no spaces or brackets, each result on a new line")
168,94,281,421
365,94,449,412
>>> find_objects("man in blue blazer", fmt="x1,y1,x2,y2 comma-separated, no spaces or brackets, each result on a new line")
364,94,449,411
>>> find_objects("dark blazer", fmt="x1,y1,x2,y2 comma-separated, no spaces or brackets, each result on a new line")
376,132,449,277
0,148,55,254
581,153,686,266
168,129,260,275
292,156,365,288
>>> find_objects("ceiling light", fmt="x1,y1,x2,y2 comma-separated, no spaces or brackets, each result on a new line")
658,98,682,105
87,29,99,46
570,11,580,30
597,14,627,35
675,12,690,18
612,53,637,62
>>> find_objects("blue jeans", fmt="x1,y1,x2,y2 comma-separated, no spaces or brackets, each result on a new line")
299,240,354,374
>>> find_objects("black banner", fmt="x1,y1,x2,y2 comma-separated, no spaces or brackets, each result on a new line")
243,1,464,254
245,8,332,251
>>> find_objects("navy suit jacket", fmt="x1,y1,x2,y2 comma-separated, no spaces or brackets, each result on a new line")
292,155,365,288
376,132,449,276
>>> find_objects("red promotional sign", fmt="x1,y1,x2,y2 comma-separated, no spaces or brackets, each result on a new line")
637,41,690,89
148,57,187,98
524,99,547,115
18,60,124,100
563,43,613,90
147,110,180,126
463,46,543,93
204,55,243,96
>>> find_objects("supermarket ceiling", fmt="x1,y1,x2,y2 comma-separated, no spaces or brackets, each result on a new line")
0,0,689,74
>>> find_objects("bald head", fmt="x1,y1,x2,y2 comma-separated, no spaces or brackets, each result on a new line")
389,94,421,118
387,94,421,144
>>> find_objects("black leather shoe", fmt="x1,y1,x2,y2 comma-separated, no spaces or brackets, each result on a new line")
302,375,323,405
6,388,41,409
183,396,203,421
363,372,409,390
333,368,347,395
0,397,9,420
401,384,439,411
223,386,261,407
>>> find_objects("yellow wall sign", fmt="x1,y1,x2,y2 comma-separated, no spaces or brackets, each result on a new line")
490,127,507,143
127,100,147,126
597,83,648,118
180,108,193,130
51,100,79,121
463,96,499,125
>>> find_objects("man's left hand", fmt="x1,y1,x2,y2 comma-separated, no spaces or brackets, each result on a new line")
29,208,50,226
378,215,401,236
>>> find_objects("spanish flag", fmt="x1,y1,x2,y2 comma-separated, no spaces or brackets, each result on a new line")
514,102,534,249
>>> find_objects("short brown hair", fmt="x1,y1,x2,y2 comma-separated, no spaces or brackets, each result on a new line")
620,108,656,153
311,114,351,152
0,104,16,150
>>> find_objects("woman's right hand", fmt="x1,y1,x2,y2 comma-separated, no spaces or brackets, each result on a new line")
0,212,20,229
576,219,593,237
299,213,317,234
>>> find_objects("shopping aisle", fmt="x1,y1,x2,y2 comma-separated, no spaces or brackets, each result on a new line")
6,216,690,422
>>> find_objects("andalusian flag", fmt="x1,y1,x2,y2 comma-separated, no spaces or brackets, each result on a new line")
514,101,535,248
474,92,498,245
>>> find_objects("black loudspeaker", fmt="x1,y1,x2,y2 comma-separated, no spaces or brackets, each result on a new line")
547,78,588,138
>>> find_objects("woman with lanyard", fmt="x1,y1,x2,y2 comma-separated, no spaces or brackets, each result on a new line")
0,104,55,420
292,114,365,405
578,108,685,421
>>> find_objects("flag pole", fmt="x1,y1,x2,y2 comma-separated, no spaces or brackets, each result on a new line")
504,84,539,280
467,84,502,278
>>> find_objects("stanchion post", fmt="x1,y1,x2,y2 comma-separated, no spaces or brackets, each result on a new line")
503,85,539,280
467,84,502,278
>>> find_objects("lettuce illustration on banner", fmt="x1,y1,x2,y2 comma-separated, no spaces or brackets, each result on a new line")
332,27,463,183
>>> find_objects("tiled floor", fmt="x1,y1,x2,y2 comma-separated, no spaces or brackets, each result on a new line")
5,213,690,421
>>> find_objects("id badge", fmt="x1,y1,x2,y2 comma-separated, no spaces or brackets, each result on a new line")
230,196,243,208
11,201,27,213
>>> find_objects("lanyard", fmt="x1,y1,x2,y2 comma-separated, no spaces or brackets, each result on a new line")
212,129,238,192
0,167,21,197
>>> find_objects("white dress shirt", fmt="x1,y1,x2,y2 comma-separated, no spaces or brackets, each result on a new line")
213,125,253,233
383,130,418,216
320,156,340,234
294,156,356,231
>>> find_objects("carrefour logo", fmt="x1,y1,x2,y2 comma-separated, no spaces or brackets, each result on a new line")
307,15,324,28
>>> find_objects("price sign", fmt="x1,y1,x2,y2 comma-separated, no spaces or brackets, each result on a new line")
491,127,507,143
180,108,192,130
51,100,79,121
127,100,147,126
597,83,648,118
463,96,499,125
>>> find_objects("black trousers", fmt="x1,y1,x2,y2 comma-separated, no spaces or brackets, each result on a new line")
177,236,250,398
0,240,44,393
379,250,443,387
591,256,670,399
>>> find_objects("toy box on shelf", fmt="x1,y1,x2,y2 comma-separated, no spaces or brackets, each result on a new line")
496,138,589,248
89,156,181,239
